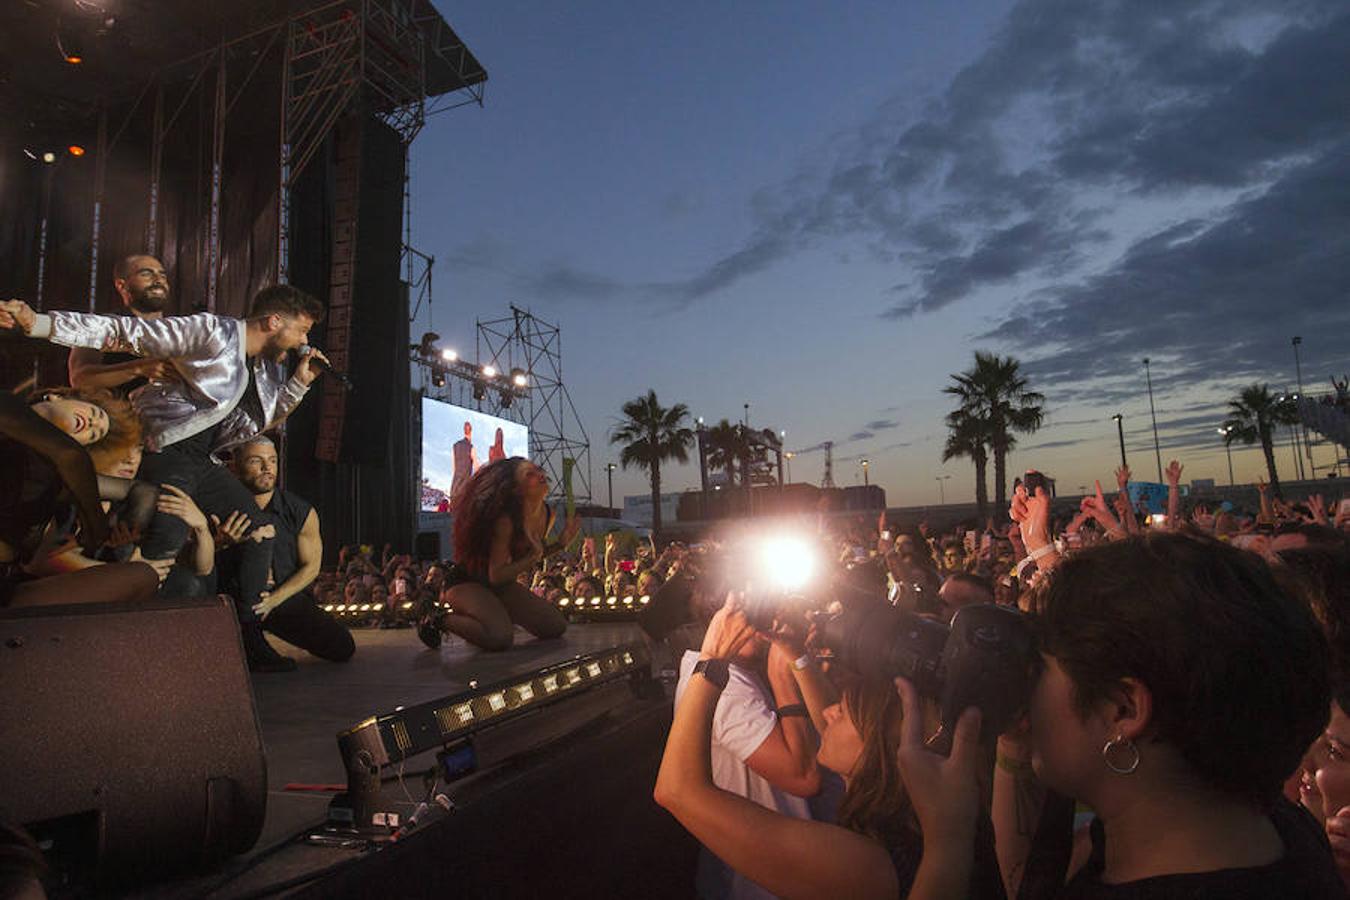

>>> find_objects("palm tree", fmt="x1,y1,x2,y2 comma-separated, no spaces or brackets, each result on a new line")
704,419,745,488
944,352,1045,507
610,390,695,536
1222,383,1298,498
943,408,990,517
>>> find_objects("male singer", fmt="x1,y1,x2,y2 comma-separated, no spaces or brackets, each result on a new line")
0,286,329,671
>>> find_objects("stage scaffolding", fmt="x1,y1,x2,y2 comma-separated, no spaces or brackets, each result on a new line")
17,0,485,316
416,303,594,506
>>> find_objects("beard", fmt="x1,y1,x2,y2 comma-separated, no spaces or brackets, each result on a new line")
128,284,169,314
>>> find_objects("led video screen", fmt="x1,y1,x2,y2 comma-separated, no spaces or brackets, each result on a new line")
421,397,530,512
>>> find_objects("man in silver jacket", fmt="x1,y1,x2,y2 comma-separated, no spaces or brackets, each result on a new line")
1,286,329,671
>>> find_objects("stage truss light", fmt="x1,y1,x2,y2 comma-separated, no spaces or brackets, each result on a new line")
440,348,457,362
481,364,497,379
431,368,446,388
499,389,513,409
472,380,487,401
41,151,57,164
510,368,528,388
67,145,86,157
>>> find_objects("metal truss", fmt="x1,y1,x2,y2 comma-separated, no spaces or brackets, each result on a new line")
415,303,593,504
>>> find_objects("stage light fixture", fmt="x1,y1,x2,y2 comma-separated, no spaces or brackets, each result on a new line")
67,145,86,157
510,368,528,388
440,348,457,362
431,368,446,388
472,380,487,401
499,390,513,409
558,597,570,606
41,152,57,164
482,364,497,379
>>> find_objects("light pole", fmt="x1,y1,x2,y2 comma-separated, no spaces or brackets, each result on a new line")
861,459,870,487
935,474,951,505
1111,413,1127,471
604,462,617,513
784,451,794,485
1142,358,1163,482
695,417,709,519
1217,426,1235,485
1293,336,1311,478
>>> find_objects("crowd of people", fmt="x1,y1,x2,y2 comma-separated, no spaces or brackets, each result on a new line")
5,251,1350,899
649,463,1350,899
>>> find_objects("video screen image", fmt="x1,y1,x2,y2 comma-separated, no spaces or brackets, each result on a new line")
421,397,529,512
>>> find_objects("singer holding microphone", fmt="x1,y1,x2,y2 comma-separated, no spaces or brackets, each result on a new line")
0,285,328,671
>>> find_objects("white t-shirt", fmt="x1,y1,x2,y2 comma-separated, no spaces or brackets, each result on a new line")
675,650,814,900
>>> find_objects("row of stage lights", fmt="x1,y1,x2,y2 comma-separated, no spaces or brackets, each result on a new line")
415,333,528,406
320,596,651,622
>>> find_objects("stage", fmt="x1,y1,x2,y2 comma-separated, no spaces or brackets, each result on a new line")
120,622,696,899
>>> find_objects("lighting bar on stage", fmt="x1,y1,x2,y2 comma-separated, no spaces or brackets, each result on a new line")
333,643,653,831
555,595,650,620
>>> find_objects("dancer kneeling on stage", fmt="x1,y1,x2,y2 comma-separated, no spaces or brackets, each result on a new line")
230,436,354,665
418,457,578,651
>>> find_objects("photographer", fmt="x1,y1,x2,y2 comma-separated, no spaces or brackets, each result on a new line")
899,526,1345,898
655,598,1005,900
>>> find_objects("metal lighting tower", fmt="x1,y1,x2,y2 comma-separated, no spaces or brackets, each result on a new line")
1293,336,1311,479
1111,414,1127,471
1143,358,1163,482
605,462,617,513
861,459,870,486
821,442,836,489
423,306,593,504
1217,426,1236,485
935,474,951,505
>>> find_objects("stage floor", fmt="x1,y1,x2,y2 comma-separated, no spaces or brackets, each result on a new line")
128,620,674,899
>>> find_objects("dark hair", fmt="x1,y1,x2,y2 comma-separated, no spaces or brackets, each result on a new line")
451,457,534,576
34,386,142,465
1032,533,1329,808
943,572,994,601
1277,545,1350,686
249,284,325,323
1275,522,1350,551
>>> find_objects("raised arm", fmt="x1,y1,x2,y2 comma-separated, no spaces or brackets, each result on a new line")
743,642,822,798
68,347,174,391
1164,460,1183,530
654,605,897,900
1,299,221,360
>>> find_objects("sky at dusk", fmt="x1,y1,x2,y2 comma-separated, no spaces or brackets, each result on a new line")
408,0,1350,508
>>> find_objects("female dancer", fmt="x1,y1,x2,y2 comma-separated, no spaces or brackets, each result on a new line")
418,457,578,651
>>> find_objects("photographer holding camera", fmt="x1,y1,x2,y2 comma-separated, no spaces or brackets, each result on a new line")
896,480,1345,900
655,591,1007,900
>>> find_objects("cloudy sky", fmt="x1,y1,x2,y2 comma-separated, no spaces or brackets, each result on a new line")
409,0,1349,507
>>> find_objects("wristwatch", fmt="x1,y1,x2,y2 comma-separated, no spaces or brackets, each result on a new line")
692,657,730,690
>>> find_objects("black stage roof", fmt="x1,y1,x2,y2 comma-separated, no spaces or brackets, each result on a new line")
0,0,487,145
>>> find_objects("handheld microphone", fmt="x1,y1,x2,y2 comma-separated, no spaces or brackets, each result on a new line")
298,344,352,388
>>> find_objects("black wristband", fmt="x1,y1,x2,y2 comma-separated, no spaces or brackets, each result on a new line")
692,657,730,691
775,704,808,718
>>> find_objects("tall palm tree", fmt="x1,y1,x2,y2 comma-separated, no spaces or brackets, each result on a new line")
610,390,695,536
704,419,745,488
944,352,1045,508
943,408,990,517
1222,383,1298,498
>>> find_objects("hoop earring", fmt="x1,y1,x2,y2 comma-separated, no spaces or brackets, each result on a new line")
1102,735,1140,775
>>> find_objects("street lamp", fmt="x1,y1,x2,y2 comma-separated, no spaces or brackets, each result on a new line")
935,474,951,505
1216,427,1235,486
1142,358,1163,482
784,451,794,485
1293,336,1311,478
1111,413,1126,471
861,459,870,487
604,462,617,513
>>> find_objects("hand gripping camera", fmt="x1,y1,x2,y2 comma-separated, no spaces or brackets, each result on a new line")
819,603,1037,752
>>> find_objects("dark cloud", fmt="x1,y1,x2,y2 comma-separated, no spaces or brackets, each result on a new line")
849,430,874,442
863,418,900,432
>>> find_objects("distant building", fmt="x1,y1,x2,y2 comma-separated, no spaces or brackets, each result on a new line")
623,492,682,528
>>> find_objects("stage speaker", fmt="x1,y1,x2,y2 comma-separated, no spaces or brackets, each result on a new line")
0,596,267,886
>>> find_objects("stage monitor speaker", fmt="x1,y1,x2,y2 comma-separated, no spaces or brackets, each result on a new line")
0,597,267,887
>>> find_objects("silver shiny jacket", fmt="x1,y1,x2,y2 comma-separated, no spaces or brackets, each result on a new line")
36,311,310,455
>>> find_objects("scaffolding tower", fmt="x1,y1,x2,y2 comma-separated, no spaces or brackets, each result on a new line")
416,304,593,505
